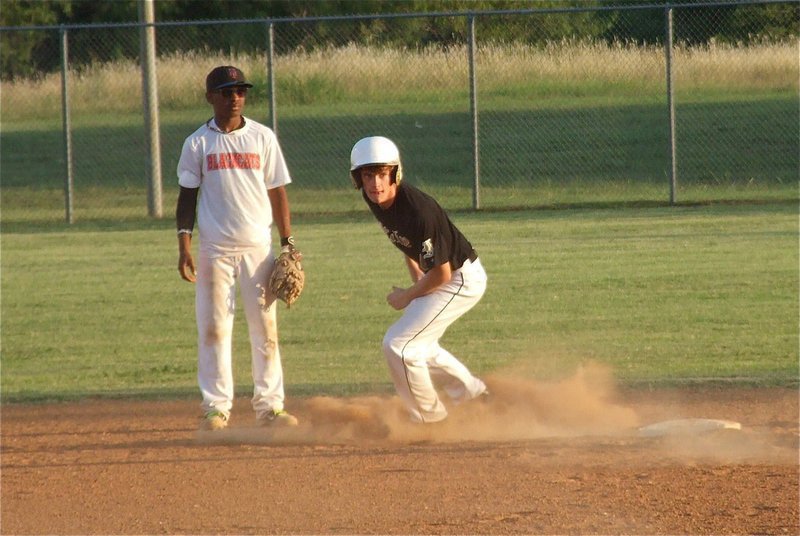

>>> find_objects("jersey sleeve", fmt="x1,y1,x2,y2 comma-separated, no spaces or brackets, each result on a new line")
418,205,452,272
262,129,292,189
177,135,203,188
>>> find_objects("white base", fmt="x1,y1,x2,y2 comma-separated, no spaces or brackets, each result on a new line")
637,418,742,437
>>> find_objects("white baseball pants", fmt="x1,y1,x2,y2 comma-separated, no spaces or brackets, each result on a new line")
195,245,285,421
383,258,488,423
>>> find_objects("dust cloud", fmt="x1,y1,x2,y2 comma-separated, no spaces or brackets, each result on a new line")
195,361,798,465
202,362,642,445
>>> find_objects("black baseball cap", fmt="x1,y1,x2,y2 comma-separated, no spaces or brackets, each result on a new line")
206,66,253,92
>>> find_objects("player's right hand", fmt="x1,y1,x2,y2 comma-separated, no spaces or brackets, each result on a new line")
178,252,197,283
387,286,410,310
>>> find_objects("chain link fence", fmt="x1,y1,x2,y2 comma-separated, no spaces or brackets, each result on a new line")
1,2,797,226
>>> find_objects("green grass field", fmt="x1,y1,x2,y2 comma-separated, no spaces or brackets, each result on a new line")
1,202,797,403
1,42,797,402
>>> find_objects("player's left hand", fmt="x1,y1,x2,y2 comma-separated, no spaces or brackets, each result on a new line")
178,251,197,283
387,286,411,310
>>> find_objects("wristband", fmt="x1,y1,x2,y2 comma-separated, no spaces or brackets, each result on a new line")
177,229,193,236
280,236,295,247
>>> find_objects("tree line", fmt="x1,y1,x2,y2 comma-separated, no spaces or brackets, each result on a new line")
1,0,797,80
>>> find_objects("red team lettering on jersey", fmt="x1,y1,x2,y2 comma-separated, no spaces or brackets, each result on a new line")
207,152,260,171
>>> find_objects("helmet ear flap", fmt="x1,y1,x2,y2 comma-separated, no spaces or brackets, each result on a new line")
394,164,403,186
350,169,363,189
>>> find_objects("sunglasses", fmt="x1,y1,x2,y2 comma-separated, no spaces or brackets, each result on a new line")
215,87,248,98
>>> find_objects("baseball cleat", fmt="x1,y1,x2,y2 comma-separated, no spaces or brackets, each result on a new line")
201,410,229,431
259,409,299,427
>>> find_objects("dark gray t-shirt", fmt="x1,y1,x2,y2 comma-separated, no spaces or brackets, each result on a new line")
363,182,477,273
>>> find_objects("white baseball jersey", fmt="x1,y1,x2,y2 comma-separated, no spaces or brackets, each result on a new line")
177,116,291,256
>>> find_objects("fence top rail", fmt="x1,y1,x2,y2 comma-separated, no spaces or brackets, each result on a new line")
0,0,791,33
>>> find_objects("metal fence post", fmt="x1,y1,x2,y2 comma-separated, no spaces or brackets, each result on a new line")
139,0,163,218
665,7,677,205
468,15,480,210
267,21,277,133
60,26,74,225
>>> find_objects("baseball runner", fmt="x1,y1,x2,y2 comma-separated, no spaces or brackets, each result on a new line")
176,65,299,431
350,136,489,424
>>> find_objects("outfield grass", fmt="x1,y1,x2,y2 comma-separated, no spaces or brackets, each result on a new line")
1,41,797,401
1,202,797,402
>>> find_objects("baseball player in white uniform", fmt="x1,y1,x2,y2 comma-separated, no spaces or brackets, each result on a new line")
349,136,490,424
176,66,298,431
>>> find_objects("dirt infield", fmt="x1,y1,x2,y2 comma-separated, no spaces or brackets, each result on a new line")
2,371,798,534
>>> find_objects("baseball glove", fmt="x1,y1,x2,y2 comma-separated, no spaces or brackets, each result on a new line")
269,248,305,308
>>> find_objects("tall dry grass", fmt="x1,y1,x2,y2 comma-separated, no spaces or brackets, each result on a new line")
2,40,796,122
672,38,798,91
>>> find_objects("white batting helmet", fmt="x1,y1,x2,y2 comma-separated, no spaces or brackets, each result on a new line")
349,136,403,189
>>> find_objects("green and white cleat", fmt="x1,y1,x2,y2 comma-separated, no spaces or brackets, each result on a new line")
200,410,229,431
